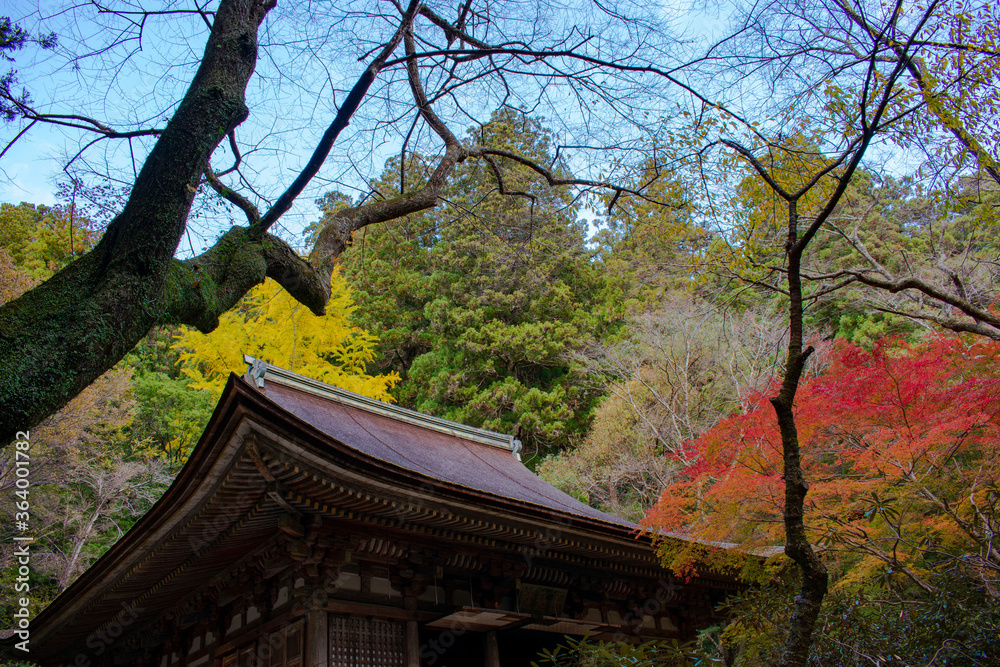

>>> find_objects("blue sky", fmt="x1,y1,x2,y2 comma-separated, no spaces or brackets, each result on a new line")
0,0,801,255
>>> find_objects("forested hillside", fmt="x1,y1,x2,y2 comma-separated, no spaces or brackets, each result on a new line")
3,0,1000,663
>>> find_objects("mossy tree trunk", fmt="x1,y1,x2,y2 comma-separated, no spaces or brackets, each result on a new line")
0,0,444,444
0,0,281,444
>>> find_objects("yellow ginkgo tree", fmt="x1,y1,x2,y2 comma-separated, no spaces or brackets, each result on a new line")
174,270,399,403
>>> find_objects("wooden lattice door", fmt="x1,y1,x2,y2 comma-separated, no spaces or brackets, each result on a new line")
329,615,405,666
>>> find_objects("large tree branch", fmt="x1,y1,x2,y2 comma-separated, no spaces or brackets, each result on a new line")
481,154,536,203
307,26,469,276
204,162,261,226
720,139,793,201
417,5,490,50
306,24,686,281
309,170,455,275
404,26,461,149
814,220,1000,337
800,262,1000,338
161,227,329,333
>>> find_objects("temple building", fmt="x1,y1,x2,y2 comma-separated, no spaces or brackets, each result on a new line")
12,357,739,666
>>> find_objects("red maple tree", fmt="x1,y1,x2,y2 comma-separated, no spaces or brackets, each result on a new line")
645,334,1000,596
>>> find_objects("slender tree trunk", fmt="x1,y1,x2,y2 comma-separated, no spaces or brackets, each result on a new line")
60,505,102,591
775,201,829,667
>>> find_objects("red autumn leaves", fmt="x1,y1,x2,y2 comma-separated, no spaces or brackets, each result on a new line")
646,334,1000,580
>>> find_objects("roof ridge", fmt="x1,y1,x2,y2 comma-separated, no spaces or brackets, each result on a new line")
243,354,522,456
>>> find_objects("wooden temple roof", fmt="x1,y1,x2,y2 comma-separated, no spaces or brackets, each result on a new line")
251,358,631,528
10,359,738,666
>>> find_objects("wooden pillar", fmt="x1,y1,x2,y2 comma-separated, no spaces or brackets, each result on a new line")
405,620,420,667
402,594,421,667
485,631,501,667
307,609,328,667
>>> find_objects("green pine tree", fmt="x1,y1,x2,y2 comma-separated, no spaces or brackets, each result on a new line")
335,109,623,459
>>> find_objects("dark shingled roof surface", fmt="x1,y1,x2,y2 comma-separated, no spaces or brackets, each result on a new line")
260,380,633,528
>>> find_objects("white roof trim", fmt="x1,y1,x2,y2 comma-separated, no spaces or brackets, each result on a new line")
243,354,519,453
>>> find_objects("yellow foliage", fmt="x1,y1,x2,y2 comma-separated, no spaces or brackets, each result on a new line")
174,273,399,401
709,130,840,282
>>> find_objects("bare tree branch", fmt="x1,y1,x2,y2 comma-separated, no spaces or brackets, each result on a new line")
254,0,422,234
203,162,260,226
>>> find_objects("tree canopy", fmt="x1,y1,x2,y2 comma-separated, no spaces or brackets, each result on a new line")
644,333,1000,663
175,275,398,401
